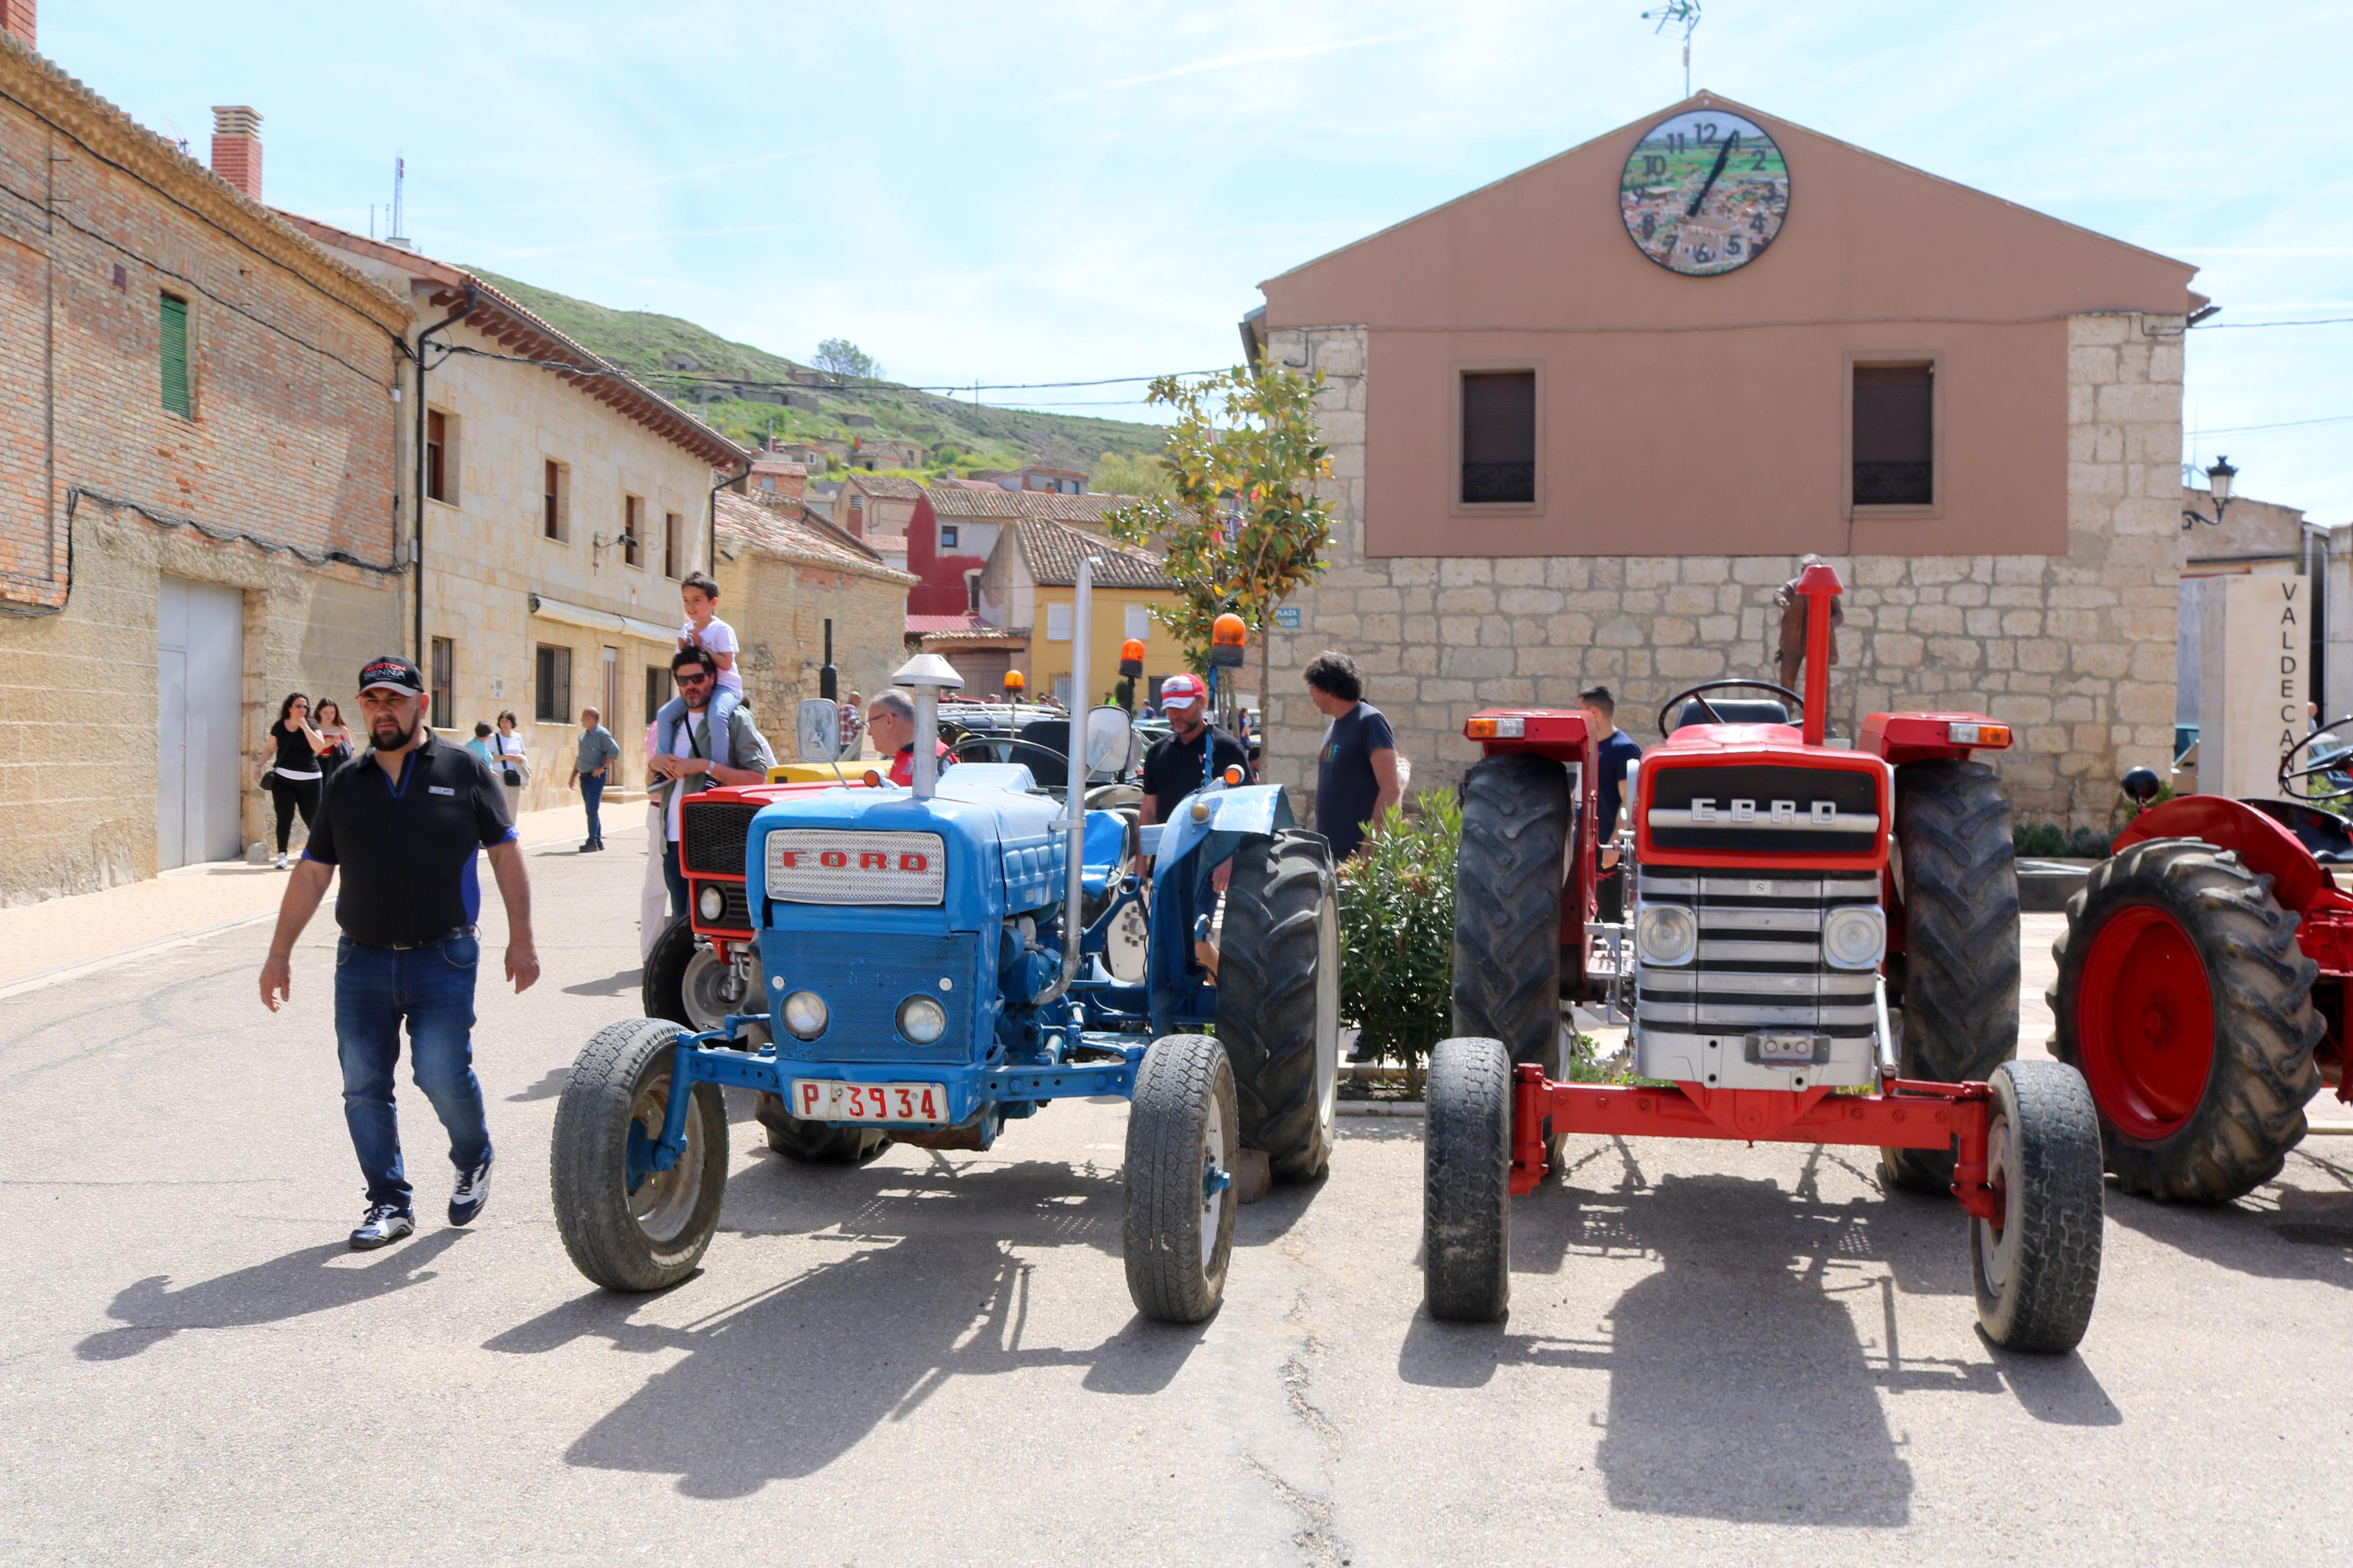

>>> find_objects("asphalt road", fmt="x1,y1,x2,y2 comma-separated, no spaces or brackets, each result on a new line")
5,826,2351,1565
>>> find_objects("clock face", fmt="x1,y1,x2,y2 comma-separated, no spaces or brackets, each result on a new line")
1619,109,1791,276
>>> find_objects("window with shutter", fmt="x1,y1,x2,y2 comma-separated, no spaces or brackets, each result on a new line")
430,637,455,721
623,496,644,568
159,294,191,418
664,511,682,579
1460,370,1535,504
535,644,572,723
425,410,448,502
1852,363,1934,506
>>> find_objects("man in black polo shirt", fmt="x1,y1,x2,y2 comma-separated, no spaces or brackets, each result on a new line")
1138,673,1249,826
258,655,539,1250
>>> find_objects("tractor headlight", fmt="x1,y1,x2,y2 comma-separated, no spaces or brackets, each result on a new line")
897,995,949,1045
696,882,727,924
1634,903,1698,967
782,990,829,1040
1821,906,1887,970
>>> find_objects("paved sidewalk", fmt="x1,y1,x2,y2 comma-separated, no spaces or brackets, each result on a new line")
0,800,636,993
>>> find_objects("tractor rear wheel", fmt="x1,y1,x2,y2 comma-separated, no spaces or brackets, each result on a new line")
1215,830,1340,1183
1453,753,1570,1070
1424,1036,1513,1322
1971,1061,2104,1353
641,915,702,1027
752,1093,893,1165
2050,838,2323,1203
1880,759,2021,1193
1123,1034,1238,1324
551,1018,729,1292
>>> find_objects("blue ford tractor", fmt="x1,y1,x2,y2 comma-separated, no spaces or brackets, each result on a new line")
551,561,1340,1322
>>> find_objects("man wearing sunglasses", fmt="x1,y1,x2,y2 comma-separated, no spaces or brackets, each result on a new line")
651,645,775,919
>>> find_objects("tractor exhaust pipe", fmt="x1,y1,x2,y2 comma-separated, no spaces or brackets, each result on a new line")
888,653,966,802
1038,553,1097,1007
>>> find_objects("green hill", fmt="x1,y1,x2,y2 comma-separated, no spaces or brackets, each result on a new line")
469,269,1166,479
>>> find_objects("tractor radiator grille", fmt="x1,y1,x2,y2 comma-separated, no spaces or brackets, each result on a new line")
1635,867,1880,1045
764,929,978,1064
681,801,761,877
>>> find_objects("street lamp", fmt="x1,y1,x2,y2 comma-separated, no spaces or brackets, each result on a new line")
2182,454,2238,530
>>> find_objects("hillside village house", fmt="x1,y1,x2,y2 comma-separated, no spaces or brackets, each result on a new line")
713,490,914,724
972,518,1179,710
1248,93,2205,830
974,465,1089,496
835,473,924,568
903,485,1133,618
281,212,749,819
0,26,413,904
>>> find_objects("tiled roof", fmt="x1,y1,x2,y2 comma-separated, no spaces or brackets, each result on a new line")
846,475,927,501
716,492,915,584
1015,517,1170,590
925,487,1141,525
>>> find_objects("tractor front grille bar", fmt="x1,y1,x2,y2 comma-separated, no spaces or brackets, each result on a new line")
1636,868,1880,1043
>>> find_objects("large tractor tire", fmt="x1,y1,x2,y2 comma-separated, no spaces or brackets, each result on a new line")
1451,753,1571,1077
751,1092,894,1165
1424,1037,1513,1322
2050,838,2323,1203
1215,830,1341,1183
551,1018,729,1292
1971,1061,2105,1353
1123,1034,1238,1324
1880,759,2023,1193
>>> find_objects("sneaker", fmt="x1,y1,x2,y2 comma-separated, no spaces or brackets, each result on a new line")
449,1158,493,1226
350,1204,414,1250
577,841,596,853
274,853,289,870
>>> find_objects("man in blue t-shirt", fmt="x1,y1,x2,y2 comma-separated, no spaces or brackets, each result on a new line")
1580,685,1645,921
1305,651,1399,863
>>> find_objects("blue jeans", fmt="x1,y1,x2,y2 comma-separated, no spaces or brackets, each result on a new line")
581,775,606,844
334,934,493,1213
663,835,689,919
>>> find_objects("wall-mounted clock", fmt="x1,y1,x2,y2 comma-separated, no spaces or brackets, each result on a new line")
1619,109,1791,276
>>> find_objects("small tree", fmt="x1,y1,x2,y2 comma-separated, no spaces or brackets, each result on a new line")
1089,448,1174,500
1103,365,1334,703
1336,790,1461,1093
812,338,881,379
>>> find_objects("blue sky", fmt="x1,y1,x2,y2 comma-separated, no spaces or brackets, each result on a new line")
45,0,2353,514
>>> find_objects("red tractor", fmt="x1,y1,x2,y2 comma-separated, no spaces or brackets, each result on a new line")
2045,732,2353,1203
1426,562,2106,1353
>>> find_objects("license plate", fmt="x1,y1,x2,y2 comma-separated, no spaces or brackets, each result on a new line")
1751,1033,1820,1065
790,1079,949,1125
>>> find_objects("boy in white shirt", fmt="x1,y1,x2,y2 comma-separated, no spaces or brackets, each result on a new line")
676,572,742,727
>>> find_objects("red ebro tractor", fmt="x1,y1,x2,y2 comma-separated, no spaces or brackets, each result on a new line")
1425,563,2106,1353
2043,729,2353,1203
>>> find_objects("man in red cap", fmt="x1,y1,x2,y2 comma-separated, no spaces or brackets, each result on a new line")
1139,673,1250,827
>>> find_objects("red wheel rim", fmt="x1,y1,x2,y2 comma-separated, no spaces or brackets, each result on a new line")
2075,904,2215,1140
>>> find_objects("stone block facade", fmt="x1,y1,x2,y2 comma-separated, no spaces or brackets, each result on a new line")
1261,317,2186,830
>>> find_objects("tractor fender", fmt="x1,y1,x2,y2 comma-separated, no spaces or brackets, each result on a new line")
1151,783,1294,873
2114,795,2331,914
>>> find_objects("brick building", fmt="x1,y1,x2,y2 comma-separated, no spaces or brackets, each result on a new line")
281,213,749,819
0,28,413,903
1248,94,2200,831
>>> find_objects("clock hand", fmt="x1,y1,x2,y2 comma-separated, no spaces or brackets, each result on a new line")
1685,131,1738,218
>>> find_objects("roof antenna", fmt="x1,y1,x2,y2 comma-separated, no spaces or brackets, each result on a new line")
386,153,410,250
1642,1,1701,97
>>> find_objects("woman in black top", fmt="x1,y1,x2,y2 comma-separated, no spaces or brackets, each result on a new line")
257,691,330,868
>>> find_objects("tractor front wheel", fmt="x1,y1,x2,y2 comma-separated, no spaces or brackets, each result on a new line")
1881,759,2021,1193
551,1018,729,1292
1123,1034,1238,1324
1424,1037,1513,1322
2050,839,2323,1202
1215,830,1341,1183
753,1093,893,1165
1971,1061,2104,1353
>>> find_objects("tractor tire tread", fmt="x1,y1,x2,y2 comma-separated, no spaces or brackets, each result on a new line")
550,1016,728,1292
753,1091,893,1165
1215,831,1339,1183
1974,1061,2104,1353
640,917,697,1027
1424,1036,1513,1322
1452,755,1571,1069
1123,1034,1236,1324
2049,837,2323,1203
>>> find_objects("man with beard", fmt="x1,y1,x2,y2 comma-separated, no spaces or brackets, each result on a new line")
258,655,538,1250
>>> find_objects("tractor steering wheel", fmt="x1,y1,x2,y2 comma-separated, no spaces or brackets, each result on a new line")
1653,680,1807,738
2279,719,2353,805
946,734,1092,780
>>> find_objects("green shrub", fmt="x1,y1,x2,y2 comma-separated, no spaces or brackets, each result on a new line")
1335,790,1460,1080
2012,820,2114,859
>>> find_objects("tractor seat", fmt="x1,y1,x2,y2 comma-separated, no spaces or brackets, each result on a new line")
2248,798,2353,863
1673,699,1790,733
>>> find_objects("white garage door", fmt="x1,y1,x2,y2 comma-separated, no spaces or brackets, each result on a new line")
157,577,245,869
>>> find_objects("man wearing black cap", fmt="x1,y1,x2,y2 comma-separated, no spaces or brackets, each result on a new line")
258,655,538,1250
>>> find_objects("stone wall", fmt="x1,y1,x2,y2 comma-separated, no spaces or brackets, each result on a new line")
717,542,912,742
1261,315,2185,830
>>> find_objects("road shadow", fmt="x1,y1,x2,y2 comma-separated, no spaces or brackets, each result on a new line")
2099,1147,2353,1286
488,1157,1211,1496
560,968,643,999
507,1065,571,1103
76,1230,470,1360
1397,1152,2120,1527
